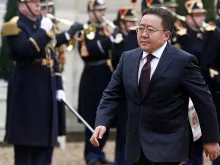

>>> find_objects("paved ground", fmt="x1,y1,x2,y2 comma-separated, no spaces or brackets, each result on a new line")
0,141,115,165
0,140,212,165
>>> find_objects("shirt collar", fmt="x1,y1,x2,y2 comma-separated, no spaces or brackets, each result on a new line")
142,41,167,60
18,11,41,27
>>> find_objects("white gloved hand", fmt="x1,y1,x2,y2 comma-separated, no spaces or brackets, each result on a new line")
56,90,66,101
40,16,53,31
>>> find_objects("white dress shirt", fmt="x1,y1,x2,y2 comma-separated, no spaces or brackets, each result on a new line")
138,42,167,84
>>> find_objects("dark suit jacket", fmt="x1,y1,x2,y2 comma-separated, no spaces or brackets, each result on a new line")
95,42,220,163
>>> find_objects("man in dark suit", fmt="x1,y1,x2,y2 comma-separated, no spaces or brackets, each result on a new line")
90,7,220,165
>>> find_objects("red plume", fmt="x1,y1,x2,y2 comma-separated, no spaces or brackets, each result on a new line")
131,0,137,3
120,8,127,16
146,0,153,6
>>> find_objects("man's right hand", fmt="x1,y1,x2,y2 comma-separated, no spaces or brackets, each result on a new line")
90,126,107,147
204,142,220,160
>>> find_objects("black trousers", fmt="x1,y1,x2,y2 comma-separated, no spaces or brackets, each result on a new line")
134,149,180,165
14,145,53,165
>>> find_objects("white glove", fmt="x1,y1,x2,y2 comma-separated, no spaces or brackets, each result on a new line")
56,90,66,101
109,35,115,43
40,16,53,31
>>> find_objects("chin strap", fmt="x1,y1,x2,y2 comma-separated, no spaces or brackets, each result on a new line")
24,1,37,17
190,14,201,30
92,10,101,25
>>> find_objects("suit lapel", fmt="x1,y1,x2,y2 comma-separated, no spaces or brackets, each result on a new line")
142,43,175,101
133,48,143,100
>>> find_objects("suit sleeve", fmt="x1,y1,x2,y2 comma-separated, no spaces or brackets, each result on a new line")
181,55,220,143
95,52,126,128
7,29,51,59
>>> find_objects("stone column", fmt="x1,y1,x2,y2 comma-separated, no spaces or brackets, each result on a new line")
0,80,7,141
0,0,7,142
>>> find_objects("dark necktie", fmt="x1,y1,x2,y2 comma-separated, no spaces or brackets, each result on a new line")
139,54,154,98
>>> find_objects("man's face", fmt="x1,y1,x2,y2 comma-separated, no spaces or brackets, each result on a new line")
125,21,137,29
137,14,170,53
218,9,220,16
19,0,41,17
167,7,176,14
88,9,106,23
94,9,106,22
26,0,41,17
41,6,53,15
186,13,206,28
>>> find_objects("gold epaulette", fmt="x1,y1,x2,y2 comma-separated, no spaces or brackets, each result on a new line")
84,24,96,40
1,16,22,36
209,68,219,78
175,21,187,36
204,23,216,32
176,29,187,36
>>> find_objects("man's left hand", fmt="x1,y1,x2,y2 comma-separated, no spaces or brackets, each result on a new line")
204,142,220,161
56,90,66,101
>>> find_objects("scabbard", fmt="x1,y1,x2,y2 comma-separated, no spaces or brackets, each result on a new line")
62,99,95,133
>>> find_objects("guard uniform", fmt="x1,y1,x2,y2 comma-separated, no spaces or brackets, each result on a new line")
200,1,220,164
112,6,138,165
3,10,68,165
174,1,207,165
77,0,114,164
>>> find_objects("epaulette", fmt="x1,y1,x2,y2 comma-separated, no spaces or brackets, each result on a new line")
1,16,22,36
176,29,187,36
209,68,219,78
83,23,96,40
204,23,216,32
174,21,187,36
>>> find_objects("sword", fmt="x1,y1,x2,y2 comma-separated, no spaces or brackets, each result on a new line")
62,99,95,133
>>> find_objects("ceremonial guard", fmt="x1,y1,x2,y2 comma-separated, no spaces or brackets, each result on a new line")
77,0,114,164
2,0,82,164
173,0,206,64
199,1,220,165
112,7,138,165
112,7,137,69
163,0,178,13
174,1,208,165
216,0,220,28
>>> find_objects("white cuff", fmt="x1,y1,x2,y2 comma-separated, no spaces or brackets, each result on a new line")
65,32,71,40
109,35,115,43
56,90,66,101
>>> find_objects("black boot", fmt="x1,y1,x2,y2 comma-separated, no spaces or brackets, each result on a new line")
87,159,102,165
99,158,114,165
